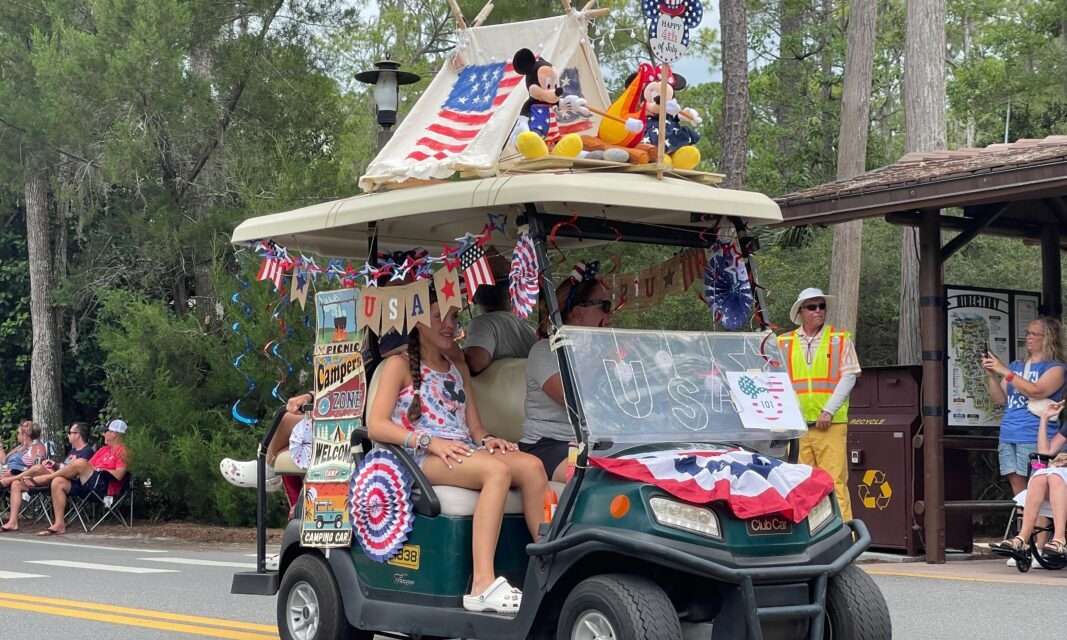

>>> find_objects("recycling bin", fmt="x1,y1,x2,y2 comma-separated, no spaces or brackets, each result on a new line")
847,365,973,554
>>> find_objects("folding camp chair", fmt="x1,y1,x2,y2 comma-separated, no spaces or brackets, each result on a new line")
68,473,134,532
0,481,53,526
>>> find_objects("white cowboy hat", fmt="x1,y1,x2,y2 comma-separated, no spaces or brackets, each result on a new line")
789,287,835,325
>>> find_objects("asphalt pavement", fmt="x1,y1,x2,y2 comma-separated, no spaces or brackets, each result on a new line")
1,529,1065,639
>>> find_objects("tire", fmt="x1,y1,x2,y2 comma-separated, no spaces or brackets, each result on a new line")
556,574,681,640
823,565,891,640
316,519,324,530
277,553,370,640
334,517,342,529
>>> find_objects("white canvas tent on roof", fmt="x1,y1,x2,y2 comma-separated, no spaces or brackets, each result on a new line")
357,13,611,193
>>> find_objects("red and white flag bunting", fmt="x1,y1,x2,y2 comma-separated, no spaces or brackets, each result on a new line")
590,449,833,523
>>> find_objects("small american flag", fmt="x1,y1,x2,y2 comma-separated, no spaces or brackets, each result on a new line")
257,258,286,290
459,244,494,303
406,62,523,162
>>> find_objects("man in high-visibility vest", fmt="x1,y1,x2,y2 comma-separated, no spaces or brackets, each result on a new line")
777,288,860,521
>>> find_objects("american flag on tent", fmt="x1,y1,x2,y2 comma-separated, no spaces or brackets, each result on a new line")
404,63,595,163
590,449,833,523
406,62,523,162
459,244,494,303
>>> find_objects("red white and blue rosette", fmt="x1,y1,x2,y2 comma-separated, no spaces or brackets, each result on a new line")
509,231,540,319
704,240,754,331
349,449,414,562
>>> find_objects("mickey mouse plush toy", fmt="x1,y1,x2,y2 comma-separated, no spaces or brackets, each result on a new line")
633,64,702,170
511,48,589,159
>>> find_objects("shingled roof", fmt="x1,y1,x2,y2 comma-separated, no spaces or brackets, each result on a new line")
775,136,1067,226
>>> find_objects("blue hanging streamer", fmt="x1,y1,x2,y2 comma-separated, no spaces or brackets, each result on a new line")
230,256,259,426
265,297,294,404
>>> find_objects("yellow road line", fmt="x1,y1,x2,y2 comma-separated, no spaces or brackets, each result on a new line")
862,567,1066,587
0,593,278,639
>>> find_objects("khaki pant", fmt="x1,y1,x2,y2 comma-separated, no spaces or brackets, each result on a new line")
799,422,853,522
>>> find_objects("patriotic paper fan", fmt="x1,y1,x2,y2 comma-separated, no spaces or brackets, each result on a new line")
704,241,754,331
509,232,540,319
349,449,414,562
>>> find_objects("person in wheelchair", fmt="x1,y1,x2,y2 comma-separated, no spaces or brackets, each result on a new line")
993,400,1067,559
368,291,548,615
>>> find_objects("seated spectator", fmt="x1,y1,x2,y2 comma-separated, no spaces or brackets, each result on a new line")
32,419,129,536
1,422,94,532
464,253,537,376
993,400,1067,557
1,420,47,488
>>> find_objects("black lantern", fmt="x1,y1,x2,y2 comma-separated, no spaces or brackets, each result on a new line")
355,60,421,130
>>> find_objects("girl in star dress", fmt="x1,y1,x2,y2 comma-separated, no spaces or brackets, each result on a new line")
368,286,548,615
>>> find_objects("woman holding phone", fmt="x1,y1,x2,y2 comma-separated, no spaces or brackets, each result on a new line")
983,317,1067,497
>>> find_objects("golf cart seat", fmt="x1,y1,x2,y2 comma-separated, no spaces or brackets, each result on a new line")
367,357,560,516
272,450,302,475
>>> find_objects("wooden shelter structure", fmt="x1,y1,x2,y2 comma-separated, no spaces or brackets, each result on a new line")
774,135,1067,563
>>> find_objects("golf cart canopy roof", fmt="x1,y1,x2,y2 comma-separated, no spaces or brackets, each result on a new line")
230,173,782,257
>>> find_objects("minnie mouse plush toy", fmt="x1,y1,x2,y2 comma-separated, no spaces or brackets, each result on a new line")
635,65,702,170
511,48,589,159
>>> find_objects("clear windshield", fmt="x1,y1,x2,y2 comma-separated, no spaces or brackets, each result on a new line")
558,327,807,444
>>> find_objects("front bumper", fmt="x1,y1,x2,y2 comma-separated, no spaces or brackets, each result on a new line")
528,519,870,640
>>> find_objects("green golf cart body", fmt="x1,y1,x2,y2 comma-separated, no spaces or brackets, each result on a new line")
229,172,891,640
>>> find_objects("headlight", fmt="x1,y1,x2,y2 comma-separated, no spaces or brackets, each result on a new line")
807,496,834,534
649,497,721,539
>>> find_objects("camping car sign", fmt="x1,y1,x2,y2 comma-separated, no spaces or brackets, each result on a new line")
642,0,704,64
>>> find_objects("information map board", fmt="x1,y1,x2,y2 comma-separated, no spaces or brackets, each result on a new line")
945,285,1040,428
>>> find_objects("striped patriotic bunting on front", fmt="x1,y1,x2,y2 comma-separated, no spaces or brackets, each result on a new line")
406,61,522,163
590,449,833,523
459,244,494,303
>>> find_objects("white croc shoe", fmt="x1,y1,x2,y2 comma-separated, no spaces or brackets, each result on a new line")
462,577,522,615
220,458,281,492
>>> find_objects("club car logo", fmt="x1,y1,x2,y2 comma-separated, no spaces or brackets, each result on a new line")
746,515,792,536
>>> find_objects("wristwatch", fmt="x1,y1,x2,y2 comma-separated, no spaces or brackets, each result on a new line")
415,431,433,452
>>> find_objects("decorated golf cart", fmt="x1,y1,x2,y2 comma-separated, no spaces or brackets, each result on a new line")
228,5,890,640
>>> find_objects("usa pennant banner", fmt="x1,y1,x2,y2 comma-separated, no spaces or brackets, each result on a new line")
590,449,833,523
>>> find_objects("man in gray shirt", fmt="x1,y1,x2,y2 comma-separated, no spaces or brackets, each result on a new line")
464,254,537,375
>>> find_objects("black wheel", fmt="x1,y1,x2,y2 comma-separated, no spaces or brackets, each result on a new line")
1028,528,1067,570
316,519,324,530
823,565,891,640
278,553,370,640
556,574,681,640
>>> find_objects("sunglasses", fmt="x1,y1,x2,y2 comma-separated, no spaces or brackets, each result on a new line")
575,299,613,313
802,303,827,311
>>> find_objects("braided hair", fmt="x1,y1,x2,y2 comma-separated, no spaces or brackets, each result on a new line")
406,328,424,423
403,281,438,424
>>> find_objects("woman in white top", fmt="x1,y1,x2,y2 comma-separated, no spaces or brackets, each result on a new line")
521,264,614,482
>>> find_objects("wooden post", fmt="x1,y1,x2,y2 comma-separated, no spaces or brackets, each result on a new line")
1041,222,1062,318
472,2,494,27
446,0,467,29
656,65,668,180
919,208,946,564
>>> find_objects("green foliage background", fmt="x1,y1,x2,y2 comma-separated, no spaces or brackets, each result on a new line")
1,0,1064,525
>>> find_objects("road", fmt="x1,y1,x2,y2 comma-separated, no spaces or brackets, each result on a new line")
1,530,1064,639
